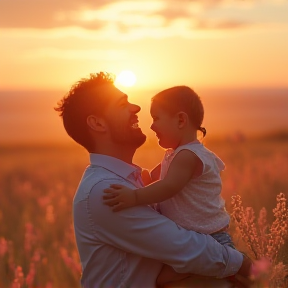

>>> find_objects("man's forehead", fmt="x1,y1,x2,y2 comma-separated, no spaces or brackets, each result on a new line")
90,85,125,102
111,89,127,104
101,85,126,99
98,86,129,113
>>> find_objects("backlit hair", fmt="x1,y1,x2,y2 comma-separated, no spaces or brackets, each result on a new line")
54,72,115,151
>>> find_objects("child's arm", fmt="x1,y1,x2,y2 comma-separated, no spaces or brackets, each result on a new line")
141,169,153,186
103,150,202,211
150,163,161,182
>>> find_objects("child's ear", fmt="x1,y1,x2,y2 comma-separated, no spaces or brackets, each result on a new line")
177,112,188,128
87,115,107,132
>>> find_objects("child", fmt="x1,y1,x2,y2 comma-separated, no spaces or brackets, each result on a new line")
103,86,235,286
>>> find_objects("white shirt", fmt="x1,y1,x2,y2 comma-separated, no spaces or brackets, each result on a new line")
73,153,243,288
159,141,230,234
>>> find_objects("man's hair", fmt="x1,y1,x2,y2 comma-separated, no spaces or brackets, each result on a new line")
54,72,115,151
152,86,206,137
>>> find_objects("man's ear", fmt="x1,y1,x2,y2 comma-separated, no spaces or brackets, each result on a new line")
87,115,107,132
177,112,188,129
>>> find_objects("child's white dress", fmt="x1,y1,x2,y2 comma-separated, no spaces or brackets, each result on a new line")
159,140,230,235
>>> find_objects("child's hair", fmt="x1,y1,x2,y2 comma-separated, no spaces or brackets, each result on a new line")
151,86,206,137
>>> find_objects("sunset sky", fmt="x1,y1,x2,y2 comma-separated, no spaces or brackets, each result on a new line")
1,0,288,144
1,0,288,90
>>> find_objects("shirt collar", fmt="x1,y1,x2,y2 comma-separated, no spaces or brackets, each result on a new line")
89,153,141,179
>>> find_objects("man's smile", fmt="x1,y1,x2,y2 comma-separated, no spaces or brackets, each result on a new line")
130,117,140,129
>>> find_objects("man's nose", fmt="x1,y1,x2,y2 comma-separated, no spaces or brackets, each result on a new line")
150,123,155,131
130,103,141,113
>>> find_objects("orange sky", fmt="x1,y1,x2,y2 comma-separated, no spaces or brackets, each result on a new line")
0,0,288,90
1,88,287,145
1,0,288,144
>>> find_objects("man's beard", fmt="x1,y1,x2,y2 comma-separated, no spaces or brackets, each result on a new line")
109,122,146,148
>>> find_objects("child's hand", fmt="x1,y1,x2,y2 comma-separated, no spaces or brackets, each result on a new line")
103,184,137,211
141,169,152,186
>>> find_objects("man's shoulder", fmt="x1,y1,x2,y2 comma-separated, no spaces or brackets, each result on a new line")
84,165,122,180
74,166,132,202
81,165,129,187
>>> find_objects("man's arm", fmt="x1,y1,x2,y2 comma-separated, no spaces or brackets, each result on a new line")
90,179,243,278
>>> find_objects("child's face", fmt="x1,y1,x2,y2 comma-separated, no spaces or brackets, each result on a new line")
150,102,180,149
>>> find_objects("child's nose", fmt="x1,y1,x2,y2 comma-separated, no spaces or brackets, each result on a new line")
150,123,155,131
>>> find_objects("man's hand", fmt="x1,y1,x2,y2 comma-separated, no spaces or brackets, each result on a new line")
227,254,254,288
103,184,137,211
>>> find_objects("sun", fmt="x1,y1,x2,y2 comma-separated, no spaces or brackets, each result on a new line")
115,70,137,87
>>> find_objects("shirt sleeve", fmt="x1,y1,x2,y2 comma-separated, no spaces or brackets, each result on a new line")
88,179,242,278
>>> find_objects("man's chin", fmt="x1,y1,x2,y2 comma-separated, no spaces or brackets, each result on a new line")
111,127,146,147
131,130,147,148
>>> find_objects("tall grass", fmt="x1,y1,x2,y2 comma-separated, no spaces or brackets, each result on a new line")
0,137,287,287
231,193,288,287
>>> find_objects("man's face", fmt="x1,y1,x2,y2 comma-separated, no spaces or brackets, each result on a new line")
104,86,146,148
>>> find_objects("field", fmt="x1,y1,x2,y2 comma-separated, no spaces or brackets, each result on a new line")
0,135,288,287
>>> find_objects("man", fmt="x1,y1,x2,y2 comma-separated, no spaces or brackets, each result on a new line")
55,72,251,288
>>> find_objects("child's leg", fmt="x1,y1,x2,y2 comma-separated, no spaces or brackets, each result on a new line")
210,231,236,249
156,265,190,288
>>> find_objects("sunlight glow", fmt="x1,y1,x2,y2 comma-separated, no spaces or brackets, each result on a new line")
116,70,137,87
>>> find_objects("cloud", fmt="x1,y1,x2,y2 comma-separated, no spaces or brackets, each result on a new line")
197,19,250,30
0,0,113,29
0,0,249,30
0,0,285,40
23,48,129,61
